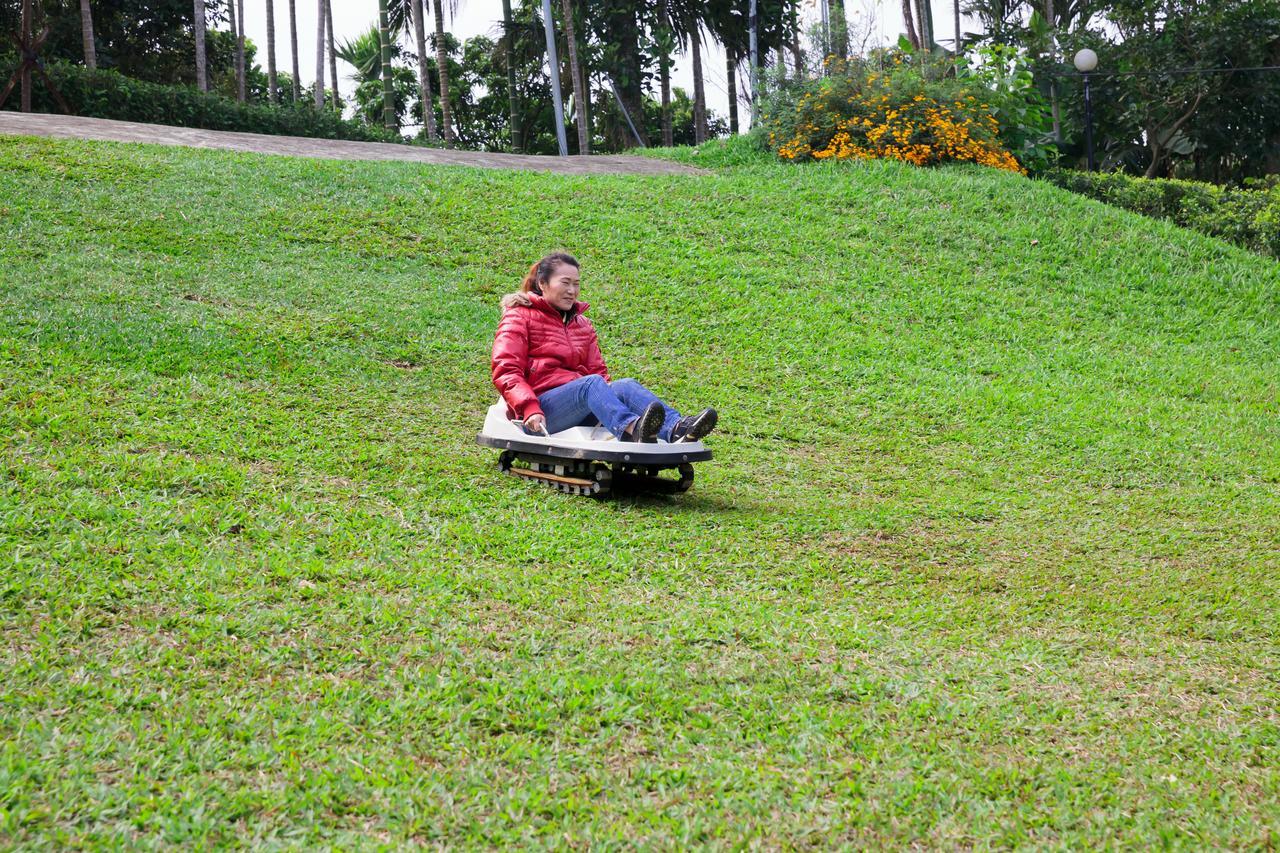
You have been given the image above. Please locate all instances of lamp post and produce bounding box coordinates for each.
[1074,48,1098,171]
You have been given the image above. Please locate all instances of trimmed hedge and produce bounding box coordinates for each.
[1043,169,1280,260]
[1,61,403,144]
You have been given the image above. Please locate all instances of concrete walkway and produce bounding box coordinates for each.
[0,112,704,177]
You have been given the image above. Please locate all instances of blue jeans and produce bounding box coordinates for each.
[533,376,681,440]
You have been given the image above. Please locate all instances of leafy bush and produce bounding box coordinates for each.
[760,49,1052,174]
[956,45,1058,174]
[1044,168,1280,259]
[2,62,403,144]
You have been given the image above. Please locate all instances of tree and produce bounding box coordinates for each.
[561,0,589,153]
[380,0,395,128]
[80,0,96,68]
[432,0,456,145]
[288,0,300,100]
[726,46,738,133]
[690,24,706,143]
[903,0,921,48]
[501,0,519,149]
[411,0,439,139]
[314,0,325,107]
[226,0,243,99]
[194,0,208,90]
[236,0,246,100]
[655,0,675,146]
[265,0,277,101]
[326,0,338,108]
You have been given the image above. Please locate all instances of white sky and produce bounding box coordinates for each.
[238,0,965,134]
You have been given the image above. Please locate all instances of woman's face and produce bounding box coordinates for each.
[540,262,581,311]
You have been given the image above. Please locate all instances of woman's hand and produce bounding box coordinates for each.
[524,413,547,434]
[500,291,532,313]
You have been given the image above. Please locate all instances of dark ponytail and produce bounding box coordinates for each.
[520,251,579,295]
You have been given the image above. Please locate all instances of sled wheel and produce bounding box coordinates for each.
[498,451,515,473]
[675,463,695,493]
[591,462,612,498]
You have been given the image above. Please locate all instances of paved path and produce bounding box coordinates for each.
[0,112,704,176]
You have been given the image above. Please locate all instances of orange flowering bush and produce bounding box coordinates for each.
[762,54,1028,174]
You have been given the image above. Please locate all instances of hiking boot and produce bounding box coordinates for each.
[624,401,665,443]
[670,407,718,443]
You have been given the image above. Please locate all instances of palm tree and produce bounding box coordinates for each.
[288,0,301,100]
[690,23,706,143]
[411,0,439,140]
[236,0,247,101]
[314,0,326,107]
[194,0,207,90]
[326,0,338,109]
[501,0,518,150]
[726,47,738,134]
[830,0,848,59]
[79,0,95,68]
[379,0,395,128]
[336,25,384,81]
[266,0,278,102]
[655,0,675,146]
[560,0,589,154]
[227,0,244,100]
[902,0,920,48]
[431,0,455,146]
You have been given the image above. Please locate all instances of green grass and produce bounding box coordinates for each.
[2,133,1278,847]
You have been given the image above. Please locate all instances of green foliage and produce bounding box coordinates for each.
[760,51,1035,172]
[1044,168,1280,258]
[0,0,232,85]
[957,44,1058,173]
[353,67,417,129]
[2,135,1279,845]
[4,63,401,143]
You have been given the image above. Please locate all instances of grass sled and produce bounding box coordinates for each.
[476,401,713,496]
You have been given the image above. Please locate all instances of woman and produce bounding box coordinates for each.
[491,252,717,443]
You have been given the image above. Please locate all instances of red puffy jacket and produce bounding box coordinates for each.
[491,294,611,420]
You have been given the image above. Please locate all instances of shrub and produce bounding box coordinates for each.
[760,51,1043,174]
[1044,169,1280,259]
[2,62,404,144]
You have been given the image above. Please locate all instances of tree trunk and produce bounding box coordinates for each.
[691,28,707,144]
[236,0,246,101]
[953,0,961,55]
[194,0,207,91]
[79,0,96,69]
[227,0,239,97]
[789,35,805,79]
[413,0,438,140]
[1041,0,1060,139]
[431,0,454,146]
[605,3,647,147]
[658,0,672,147]
[288,0,300,101]
[902,0,920,49]
[313,0,325,107]
[265,0,277,102]
[379,0,394,128]
[726,48,738,135]
[501,0,518,150]
[913,0,934,49]
[560,0,589,154]
[326,0,338,110]
[830,0,848,59]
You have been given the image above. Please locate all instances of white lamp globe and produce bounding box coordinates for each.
[1074,48,1099,73]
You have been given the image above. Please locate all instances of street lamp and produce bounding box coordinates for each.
[1074,48,1098,171]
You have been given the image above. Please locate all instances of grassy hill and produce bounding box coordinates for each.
[2,134,1277,846]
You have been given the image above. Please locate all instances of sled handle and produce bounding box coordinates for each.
[512,419,551,437]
